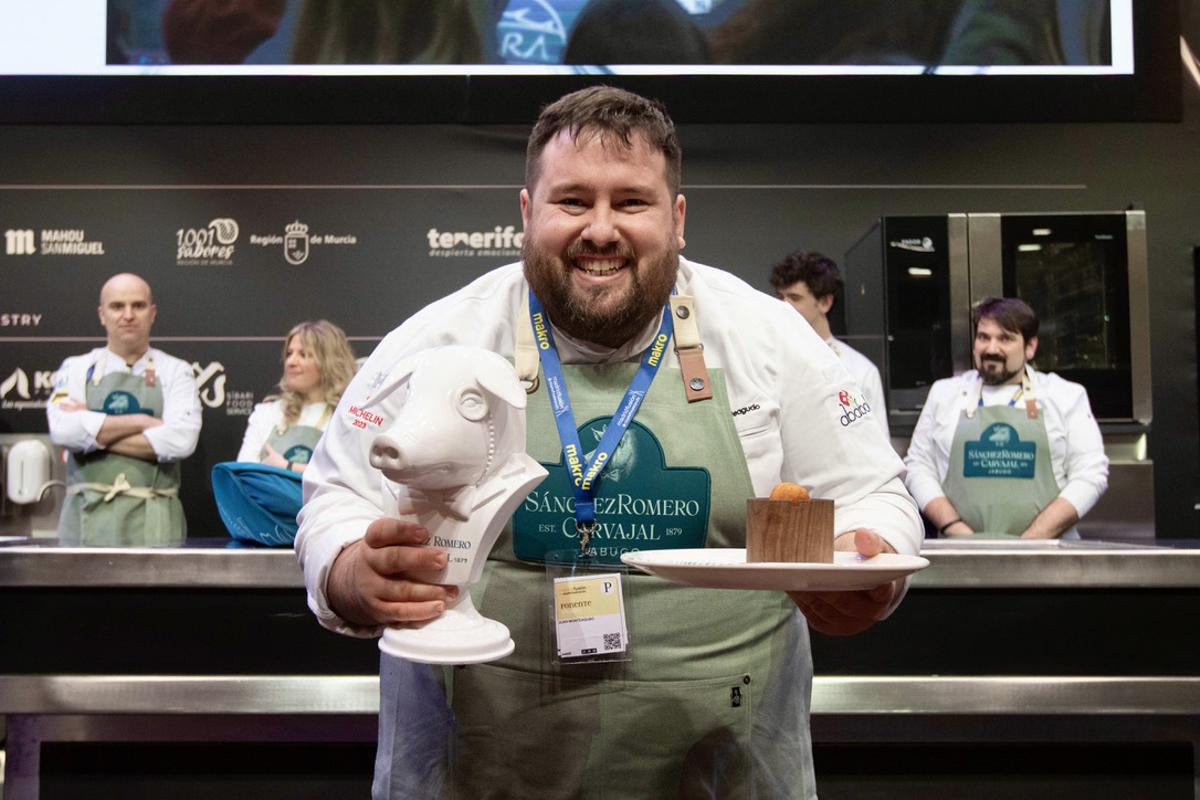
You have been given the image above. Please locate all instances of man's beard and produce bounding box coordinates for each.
[978,356,1021,386]
[523,237,678,349]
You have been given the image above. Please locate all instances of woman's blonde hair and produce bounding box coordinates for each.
[274,319,357,429]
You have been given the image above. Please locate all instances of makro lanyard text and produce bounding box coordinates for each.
[528,288,674,554]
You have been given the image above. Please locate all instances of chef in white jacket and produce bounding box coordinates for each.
[296,85,922,799]
[47,273,201,545]
[904,296,1108,539]
[769,249,889,437]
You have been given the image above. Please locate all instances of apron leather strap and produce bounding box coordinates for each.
[669,295,712,403]
[515,292,540,394]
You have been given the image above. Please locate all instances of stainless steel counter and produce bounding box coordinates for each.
[4,536,1199,796]
[2,537,1199,588]
[3,674,1200,716]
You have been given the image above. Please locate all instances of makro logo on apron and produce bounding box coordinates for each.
[426,225,522,258]
[176,218,239,266]
[513,417,711,562]
[834,388,872,427]
[963,423,1037,479]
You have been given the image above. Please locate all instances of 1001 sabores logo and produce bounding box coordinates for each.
[177,218,239,265]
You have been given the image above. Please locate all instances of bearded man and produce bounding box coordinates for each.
[296,85,921,799]
[905,296,1109,539]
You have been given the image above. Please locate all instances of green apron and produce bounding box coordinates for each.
[60,365,185,546]
[436,359,813,798]
[260,404,331,465]
[941,377,1061,538]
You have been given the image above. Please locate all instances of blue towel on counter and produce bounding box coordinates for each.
[211,462,303,547]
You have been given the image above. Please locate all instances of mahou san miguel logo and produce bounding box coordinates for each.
[836,388,872,427]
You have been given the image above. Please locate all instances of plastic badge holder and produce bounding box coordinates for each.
[544,548,635,666]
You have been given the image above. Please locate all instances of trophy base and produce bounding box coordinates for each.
[378,601,515,665]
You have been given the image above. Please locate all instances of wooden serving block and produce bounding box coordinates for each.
[745,498,835,563]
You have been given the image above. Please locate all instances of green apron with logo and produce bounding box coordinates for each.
[941,381,1060,538]
[60,369,184,546]
[437,360,813,799]
[259,404,331,465]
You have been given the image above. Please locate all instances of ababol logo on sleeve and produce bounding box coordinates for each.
[836,388,872,427]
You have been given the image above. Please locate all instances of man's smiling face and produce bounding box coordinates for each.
[520,128,686,349]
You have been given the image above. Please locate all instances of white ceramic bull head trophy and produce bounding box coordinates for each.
[361,345,548,665]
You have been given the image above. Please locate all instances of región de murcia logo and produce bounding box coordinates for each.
[249,219,357,265]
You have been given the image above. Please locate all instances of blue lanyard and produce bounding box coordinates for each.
[976,381,1025,408]
[528,288,674,553]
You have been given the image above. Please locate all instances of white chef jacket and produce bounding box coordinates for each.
[296,257,922,636]
[903,366,1109,522]
[46,346,201,462]
[827,337,889,438]
[236,399,332,462]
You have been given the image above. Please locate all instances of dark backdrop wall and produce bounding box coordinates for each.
[2,80,1197,540]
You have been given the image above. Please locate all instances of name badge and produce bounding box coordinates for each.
[553,573,628,659]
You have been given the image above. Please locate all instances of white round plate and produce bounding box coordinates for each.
[620,548,929,591]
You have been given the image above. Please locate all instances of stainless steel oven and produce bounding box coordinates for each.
[845,210,1151,427]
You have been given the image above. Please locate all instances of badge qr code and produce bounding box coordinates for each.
[553,573,628,658]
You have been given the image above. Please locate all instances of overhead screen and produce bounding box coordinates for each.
[0,1,1179,122]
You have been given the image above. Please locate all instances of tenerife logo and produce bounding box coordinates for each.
[888,237,935,254]
[427,225,523,258]
[498,0,568,64]
[177,218,239,266]
[249,219,358,265]
[0,367,56,411]
[5,228,105,256]
[836,388,872,427]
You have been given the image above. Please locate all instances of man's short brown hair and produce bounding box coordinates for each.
[972,296,1039,342]
[769,250,842,302]
[525,85,682,196]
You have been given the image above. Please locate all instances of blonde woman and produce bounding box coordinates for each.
[237,320,356,474]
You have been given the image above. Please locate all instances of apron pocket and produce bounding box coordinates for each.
[448,664,754,799]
